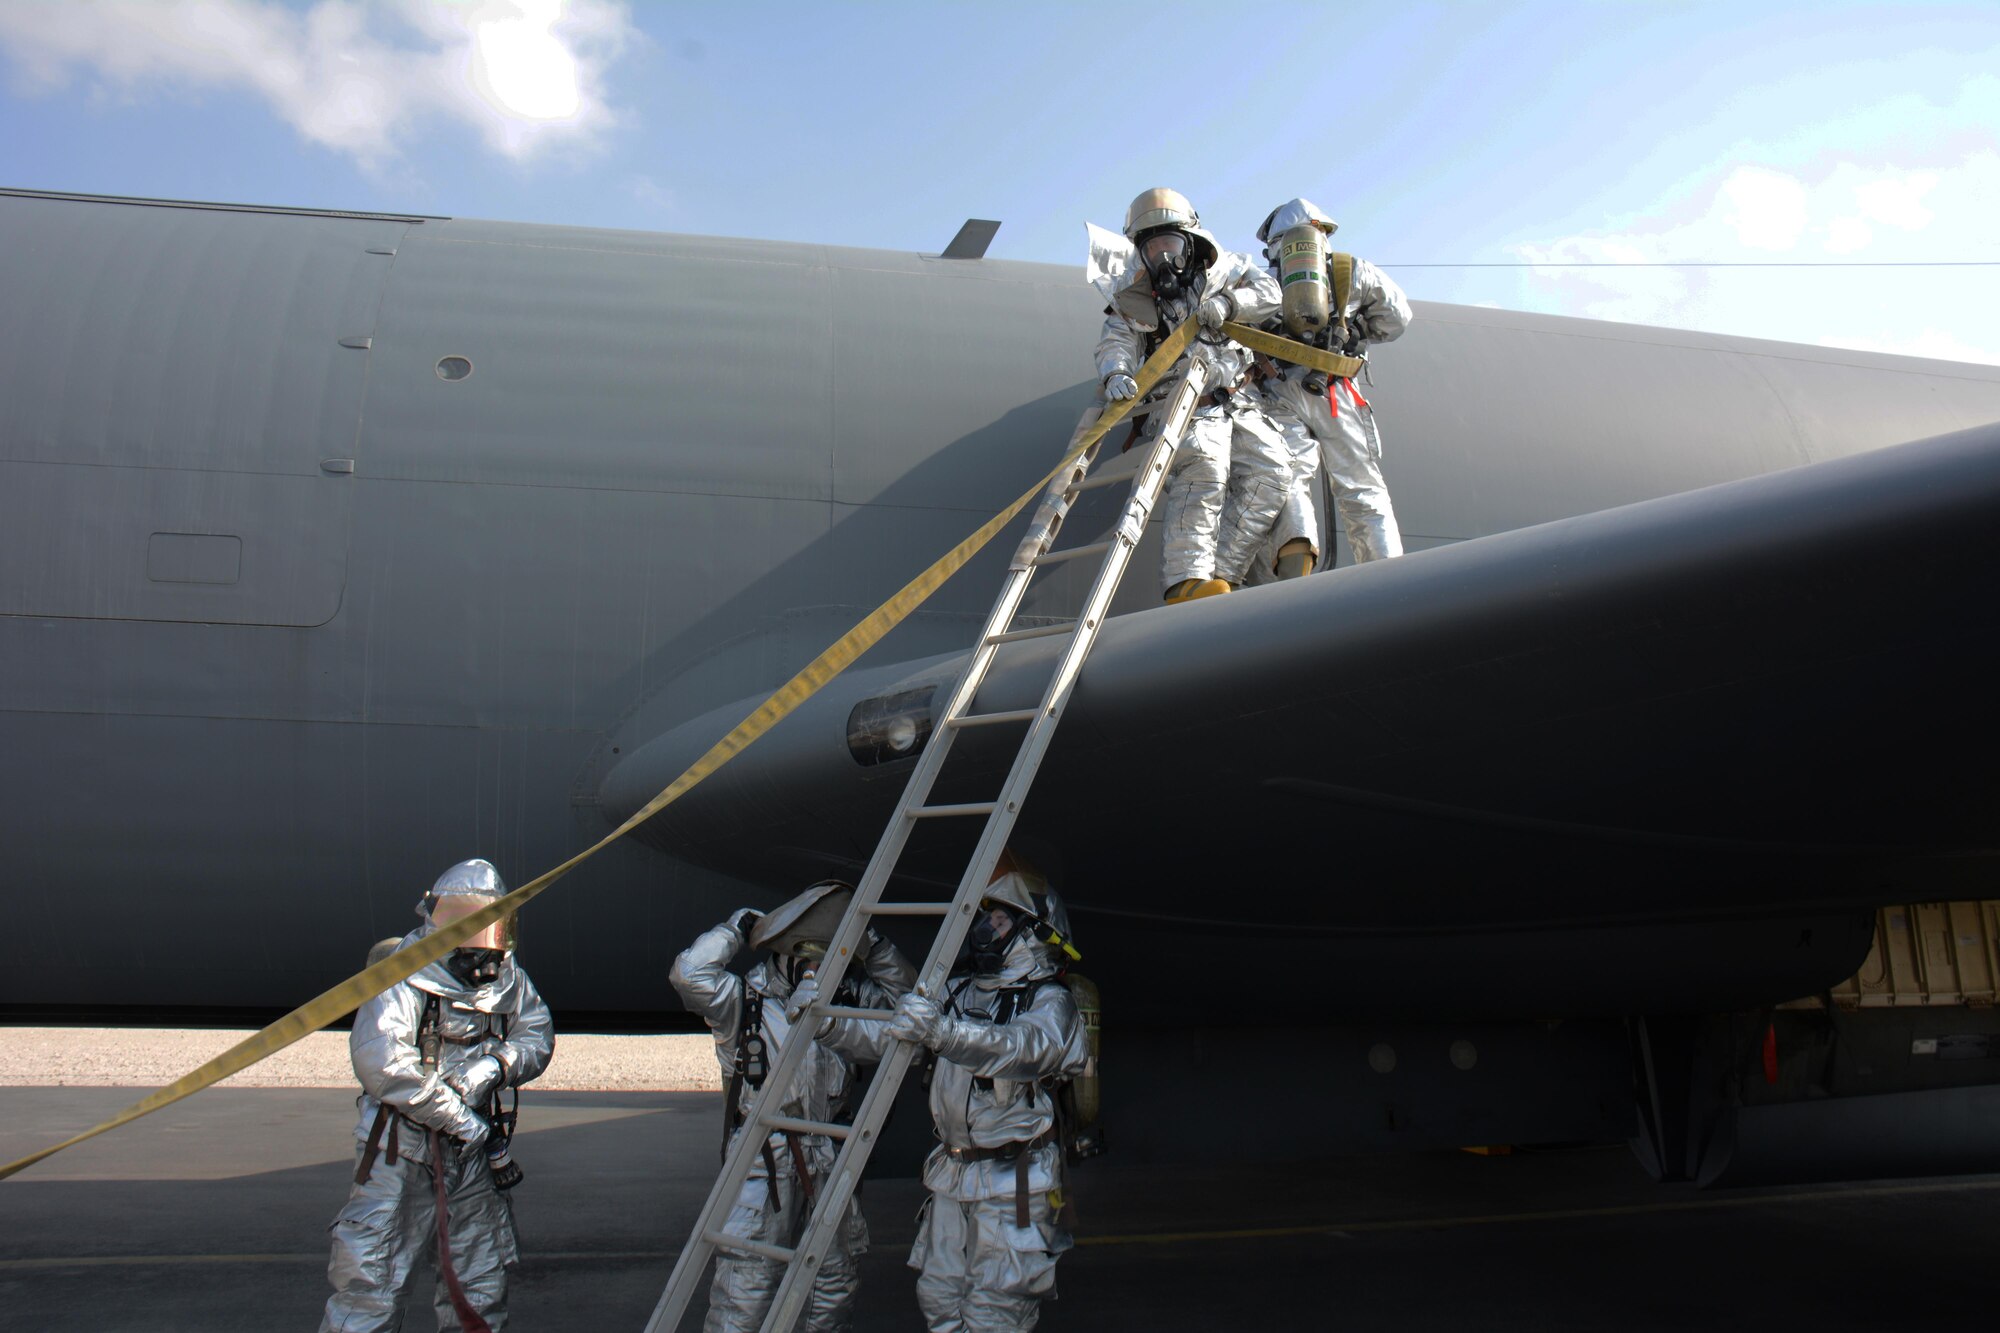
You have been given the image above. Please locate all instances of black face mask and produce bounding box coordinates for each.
[448,948,505,987]
[1140,231,1203,305]
[955,907,1019,977]
[1149,257,1183,298]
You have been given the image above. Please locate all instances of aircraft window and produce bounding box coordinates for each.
[435,355,473,382]
[847,687,936,766]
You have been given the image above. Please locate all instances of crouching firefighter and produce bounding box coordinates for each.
[671,880,917,1333]
[821,857,1092,1332]
[322,858,554,1333]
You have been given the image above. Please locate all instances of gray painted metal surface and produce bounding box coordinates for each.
[3,188,1999,1015]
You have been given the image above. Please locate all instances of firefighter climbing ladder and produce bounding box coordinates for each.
[642,335,1217,1333]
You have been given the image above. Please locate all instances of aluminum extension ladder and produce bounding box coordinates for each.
[643,346,1216,1333]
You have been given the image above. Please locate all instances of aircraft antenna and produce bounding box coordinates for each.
[940,217,1000,259]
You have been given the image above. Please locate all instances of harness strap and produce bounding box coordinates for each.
[417,993,442,1070]
[719,1071,743,1163]
[428,1128,494,1333]
[942,1126,1058,1166]
[761,1138,782,1213]
[359,992,444,1184]
[784,1132,817,1208]
[722,982,771,1154]
[939,1128,1058,1226]
[1330,252,1354,338]
[355,1105,390,1185]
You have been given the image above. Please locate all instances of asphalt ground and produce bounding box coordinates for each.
[3,1084,1997,1332]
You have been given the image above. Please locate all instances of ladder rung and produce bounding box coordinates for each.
[1031,540,1111,567]
[907,802,997,819]
[705,1230,796,1264]
[1071,469,1131,492]
[866,901,955,916]
[817,1003,894,1021]
[947,709,1038,729]
[985,621,1075,645]
[760,1114,853,1140]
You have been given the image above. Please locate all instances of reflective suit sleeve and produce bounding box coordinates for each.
[1349,257,1412,343]
[351,984,487,1141]
[815,976,902,1064]
[859,928,916,1002]
[816,930,916,1062]
[495,969,554,1087]
[670,921,746,1072]
[1220,254,1282,328]
[1095,310,1145,384]
[929,982,1088,1083]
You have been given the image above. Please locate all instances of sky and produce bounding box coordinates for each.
[1,0,1996,363]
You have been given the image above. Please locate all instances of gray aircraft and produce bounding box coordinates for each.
[3,187,1998,1187]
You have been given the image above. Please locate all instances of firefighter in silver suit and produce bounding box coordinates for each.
[823,861,1090,1332]
[670,881,916,1333]
[322,858,554,1333]
[1090,188,1291,602]
[1254,196,1413,571]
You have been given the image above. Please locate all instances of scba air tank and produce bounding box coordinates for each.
[1277,222,1331,339]
[1065,972,1105,1158]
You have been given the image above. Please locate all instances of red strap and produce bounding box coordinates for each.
[1326,378,1339,418]
[1347,378,1371,411]
[430,1129,495,1333]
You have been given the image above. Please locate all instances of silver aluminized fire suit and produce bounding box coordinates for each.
[1259,239,1413,567]
[1089,225,1292,592]
[321,931,553,1330]
[671,915,915,1333]
[824,876,1090,1332]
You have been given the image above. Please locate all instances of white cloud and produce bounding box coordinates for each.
[0,0,636,168]
[1508,141,2000,366]
[1718,167,1808,251]
[1824,216,1872,254]
[1852,168,1938,231]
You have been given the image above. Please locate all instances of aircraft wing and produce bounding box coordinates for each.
[611,421,2000,1019]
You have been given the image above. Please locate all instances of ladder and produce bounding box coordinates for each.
[644,332,1217,1333]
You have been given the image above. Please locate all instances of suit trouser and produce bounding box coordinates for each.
[1158,401,1296,592]
[705,1141,865,1333]
[1265,373,1403,564]
[322,1144,516,1332]
[910,1186,1068,1333]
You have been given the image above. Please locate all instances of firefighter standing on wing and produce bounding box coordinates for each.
[670,880,916,1333]
[1089,188,1297,603]
[322,858,553,1333]
[1251,196,1413,574]
[820,858,1091,1332]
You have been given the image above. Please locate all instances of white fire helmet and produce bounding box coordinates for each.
[1257,197,1339,246]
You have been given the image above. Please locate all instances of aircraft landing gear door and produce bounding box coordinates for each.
[0,195,415,627]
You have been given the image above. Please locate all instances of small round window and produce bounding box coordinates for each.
[436,356,473,382]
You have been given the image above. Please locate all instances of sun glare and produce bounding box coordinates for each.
[469,0,581,123]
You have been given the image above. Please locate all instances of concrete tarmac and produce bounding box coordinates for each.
[4,1085,1998,1331]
